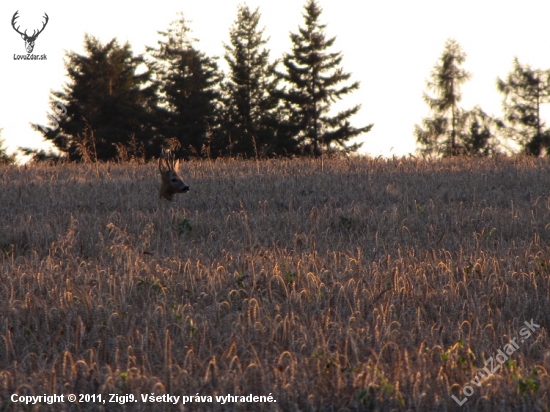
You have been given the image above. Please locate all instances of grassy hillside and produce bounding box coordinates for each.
[1,156,549,411]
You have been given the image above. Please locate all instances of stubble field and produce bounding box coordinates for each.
[1,156,550,411]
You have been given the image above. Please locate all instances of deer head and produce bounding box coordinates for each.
[12,11,49,54]
[158,151,189,201]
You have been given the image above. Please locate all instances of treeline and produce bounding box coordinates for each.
[2,3,548,164]
[19,0,371,162]
[416,39,550,157]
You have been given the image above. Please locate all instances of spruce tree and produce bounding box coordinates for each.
[461,106,501,156]
[32,35,159,161]
[497,58,550,156]
[221,5,282,157]
[148,14,222,158]
[0,131,16,165]
[415,39,471,156]
[275,0,371,156]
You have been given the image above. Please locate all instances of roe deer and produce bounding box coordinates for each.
[158,151,189,201]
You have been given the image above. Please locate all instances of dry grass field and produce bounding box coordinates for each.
[1,155,550,411]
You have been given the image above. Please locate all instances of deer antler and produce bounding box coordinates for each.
[11,11,49,40]
[11,11,25,37]
[159,150,176,171]
[32,13,49,39]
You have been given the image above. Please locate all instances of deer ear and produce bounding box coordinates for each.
[21,34,25,40]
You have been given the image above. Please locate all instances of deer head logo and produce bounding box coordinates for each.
[12,11,49,54]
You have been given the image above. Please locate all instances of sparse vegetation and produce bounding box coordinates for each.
[1,156,550,411]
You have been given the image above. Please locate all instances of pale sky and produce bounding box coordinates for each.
[2,0,550,159]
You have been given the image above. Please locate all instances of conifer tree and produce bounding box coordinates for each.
[461,106,501,156]
[148,14,222,158]
[497,58,550,156]
[275,0,371,156]
[0,131,16,165]
[32,35,159,161]
[221,5,283,157]
[415,39,471,156]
